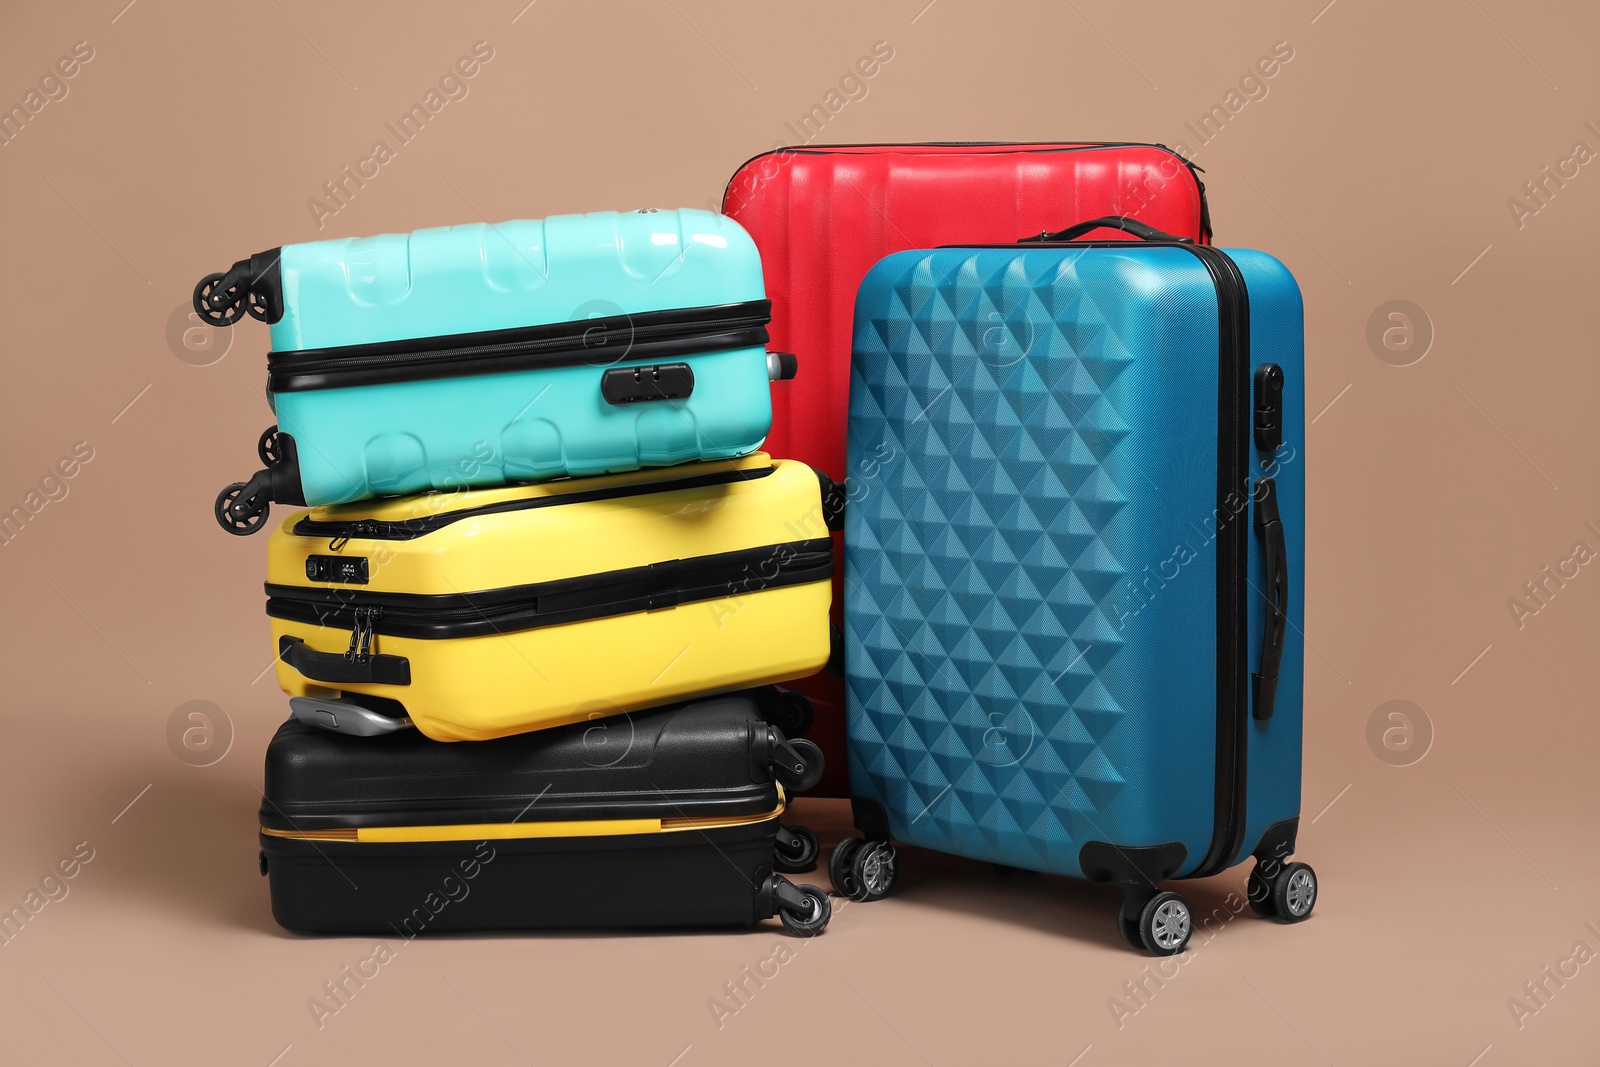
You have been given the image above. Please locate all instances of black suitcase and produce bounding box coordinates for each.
[258,693,832,935]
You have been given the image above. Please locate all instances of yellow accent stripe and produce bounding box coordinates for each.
[261,795,784,844]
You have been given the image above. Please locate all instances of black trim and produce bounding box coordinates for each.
[1078,841,1189,886]
[813,467,846,532]
[850,797,893,843]
[1252,477,1287,722]
[1250,817,1299,867]
[266,301,771,393]
[278,635,411,686]
[266,539,834,640]
[600,362,694,405]
[1019,215,1191,245]
[260,822,781,934]
[294,464,776,543]
[1185,245,1252,879]
[1254,364,1284,452]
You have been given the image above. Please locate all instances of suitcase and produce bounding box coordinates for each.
[258,693,833,935]
[264,453,835,742]
[835,217,1312,955]
[196,209,797,535]
[723,142,1212,795]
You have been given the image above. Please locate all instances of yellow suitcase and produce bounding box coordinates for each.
[264,454,833,741]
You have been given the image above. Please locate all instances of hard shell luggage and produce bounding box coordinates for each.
[835,218,1313,955]
[258,693,833,935]
[196,209,796,534]
[722,142,1211,794]
[265,453,835,742]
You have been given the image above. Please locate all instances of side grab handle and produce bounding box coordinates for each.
[1252,478,1287,721]
[278,636,412,687]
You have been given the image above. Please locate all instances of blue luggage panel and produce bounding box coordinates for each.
[843,236,1306,903]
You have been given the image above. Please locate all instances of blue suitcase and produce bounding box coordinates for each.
[195,209,795,534]
[837,217,1312,954]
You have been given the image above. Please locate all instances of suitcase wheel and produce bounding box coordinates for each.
[258,424,284,468]
[829,837,897,903]
[215,481,270,535]
[774,823,819,874]
[1268,861,1317,923]
[193,272,248,327]
[774,880,831,936]
[1247,857,1318,923]
[1119,890,1194,956]
[770,735,825,794]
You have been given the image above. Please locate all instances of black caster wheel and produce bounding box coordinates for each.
[1137,891,1193,956]
[840,840,897,903]
[777,883,831,936]
[1247,866,1277,918]
[774,824,820,874]
[829,837,863,897]
[771,736,825,794]
[246,288,274,322]
[215,482,269,535]
[1271,861,1317,923]
[1117,911,1143,949]
[258,425,283,468]
[193,273,247,327]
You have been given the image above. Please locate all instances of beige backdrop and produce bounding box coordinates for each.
[1,0,1596,1063]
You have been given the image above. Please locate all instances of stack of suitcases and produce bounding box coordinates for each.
[198,209,839,935]
[199,142,1316,954]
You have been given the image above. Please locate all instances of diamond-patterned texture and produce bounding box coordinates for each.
[845,247,1210,875]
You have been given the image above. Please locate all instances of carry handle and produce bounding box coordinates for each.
[1020,216,1192,245]
[278,636,412,687]
[1252,478,1287,721]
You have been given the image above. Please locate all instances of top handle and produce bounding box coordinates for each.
[1019,216,1192,245]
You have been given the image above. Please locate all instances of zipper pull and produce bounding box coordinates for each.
[344,606,381,662]
[329,520,378,552]
[361,606,380,659]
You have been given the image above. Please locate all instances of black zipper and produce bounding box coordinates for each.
[1183,245,1250,878]
[722,142,1211,242]
[298,463,776,546]
[266,300,771,393]
[265,539,834,639]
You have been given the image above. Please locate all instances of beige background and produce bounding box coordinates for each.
[1,0,1597,1063]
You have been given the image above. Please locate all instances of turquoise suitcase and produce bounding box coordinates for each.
[195,209,794,534]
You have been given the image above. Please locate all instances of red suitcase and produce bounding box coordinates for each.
[722,142,1212,795]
